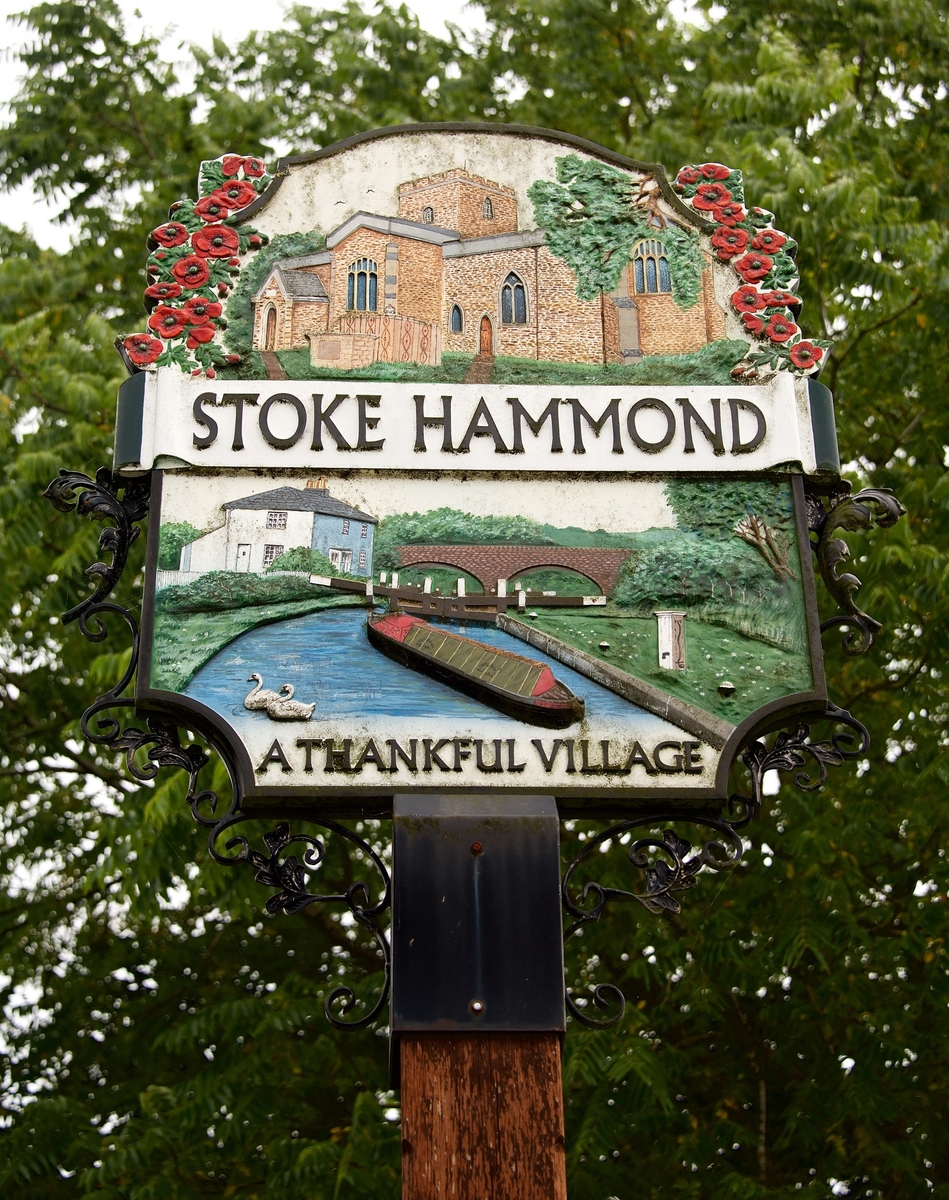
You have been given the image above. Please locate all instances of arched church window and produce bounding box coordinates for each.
[450,304,464,333]
[347,258,378,312]
[501,272,528,324]
[632,239,672,294]
[482,196,494,219]
[421,206,434,224]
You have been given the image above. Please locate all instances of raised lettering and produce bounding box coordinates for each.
[506,740,526,772]
[627,398,676,453]
[355,394,385,451]
[653,741,684,773]
[259,393,306,450]
[621,742,658,775]
[295,737,323,773]
[565,397,623,454]
[257,739,292,773]
[387,738,419,772]
[423,738,453,771]
[311,394,352,451]
[728,397,767,454]
[413,395,453,452]
[322,739,354,773]
[683,742,704,774]
[221,392,259,451]
[475,739,504,772]
[457,398,509,453]
[507,397,563,453]
[531,739,564,772]
[677,397,724,455]
[192,392,218,449]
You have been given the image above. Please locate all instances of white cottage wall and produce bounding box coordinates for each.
[223,509,314,573]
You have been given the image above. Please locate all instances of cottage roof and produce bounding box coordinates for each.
[224,486,377,523]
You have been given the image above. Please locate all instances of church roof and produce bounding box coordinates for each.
[251,266,329,303]
[224,486,376,523]
[326,211,461,248]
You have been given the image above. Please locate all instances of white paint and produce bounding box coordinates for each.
[137,372,817,476]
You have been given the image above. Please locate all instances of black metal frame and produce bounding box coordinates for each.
[43,466,900,1032]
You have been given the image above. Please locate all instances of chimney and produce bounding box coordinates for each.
[306,476,328,491]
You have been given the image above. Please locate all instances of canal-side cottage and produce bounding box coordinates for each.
[180,479,377,576]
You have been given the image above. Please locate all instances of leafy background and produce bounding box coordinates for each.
[1,1,948,1197]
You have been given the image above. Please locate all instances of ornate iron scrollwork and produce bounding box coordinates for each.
[562,704,870,1027]
[44,466,391,1029]
[807,486,906,654]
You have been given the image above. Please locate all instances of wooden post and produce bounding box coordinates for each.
[401,1033,567,1199]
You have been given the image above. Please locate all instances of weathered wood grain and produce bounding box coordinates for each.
[400,1033,567,1200]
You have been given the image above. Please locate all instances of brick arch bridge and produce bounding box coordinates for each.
[396,544,634,595]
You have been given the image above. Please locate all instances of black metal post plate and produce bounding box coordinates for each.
[391,794,565,1032]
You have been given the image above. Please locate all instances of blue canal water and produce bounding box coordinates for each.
[183,606,638,726]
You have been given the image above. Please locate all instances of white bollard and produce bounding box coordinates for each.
[457,577,466,597]
[655,610,687,670]
[497,578,507,597]
[391,572,399,588]
[423,577,432,593]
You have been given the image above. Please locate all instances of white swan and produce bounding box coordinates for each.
[244,674,282,712]
[265,684,315,721]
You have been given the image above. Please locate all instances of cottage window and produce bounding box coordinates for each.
[358,549,367,572]
[263,544,284,567]
[632,239,672,294]
[360,523,368,538]
[342,518,350,535]
[421,206,434,224]
[482,197,494,219]
[501,272,528,325]
[347,258,378,311]
[266,511,287,530]
[450,304,464,333]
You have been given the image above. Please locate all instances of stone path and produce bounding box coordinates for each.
[260,350,287,380]
[463,354,494,384]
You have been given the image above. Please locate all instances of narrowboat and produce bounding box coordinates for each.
[366,610,584,728]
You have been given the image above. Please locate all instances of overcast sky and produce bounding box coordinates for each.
[0,0,484,249]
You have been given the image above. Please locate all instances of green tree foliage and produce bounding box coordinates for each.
[225,232,328,356]
[157,522,202,571]
[373,507,553,570]
[2,1,949,1197]
[528,154,704,306]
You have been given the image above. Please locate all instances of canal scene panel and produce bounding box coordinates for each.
[138,467,822,801]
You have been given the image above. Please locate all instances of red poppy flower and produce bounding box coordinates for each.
[248,234,263,249]
[215,180,258,209]
[170,255,212,288]
[123,333,163,365]
[752,228,787,253]
[217,283,230,296]
[712,201,746,226]
[186,325,217,348]
[764,313,799,343]
[244,157,266,178]
[144,281,183,301]
[762,288,801,308]
[182,296,223,325]
[151,222,189,248]
[191,224,240,258]
[221,154,245,177]
[147,304,189,339]
[734,252,774,282]
[789,340,824,369]
[731,285,767,313]
[741,312,765,335]
[677,166,701,186]
[194,194,231,223]
[692,182,732,210]
[711,226,750,259]
[700,163,731,181]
